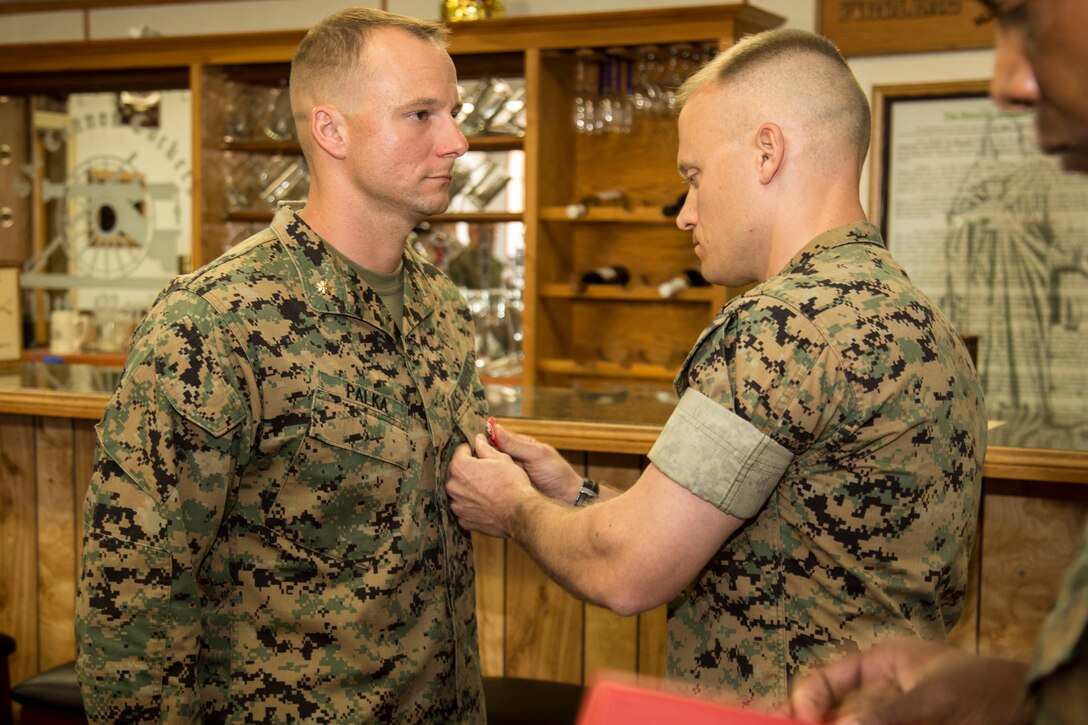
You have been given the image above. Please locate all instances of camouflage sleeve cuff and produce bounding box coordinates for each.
[648,388,793,519]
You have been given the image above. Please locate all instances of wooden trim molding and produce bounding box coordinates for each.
[0,0,265,14]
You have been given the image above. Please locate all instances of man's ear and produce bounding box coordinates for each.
[755,122,784,185]
[310,105,348,160]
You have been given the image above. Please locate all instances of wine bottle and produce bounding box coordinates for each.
[574,264,630,292]
[657,268,707,298]
[565,189,630,219]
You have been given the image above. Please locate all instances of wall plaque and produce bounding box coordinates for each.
[0,267,21,361]
[819,0,994,56]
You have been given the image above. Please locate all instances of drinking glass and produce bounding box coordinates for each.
[466,161,510,210]
[571,49,598,135]
[461,76,513,136]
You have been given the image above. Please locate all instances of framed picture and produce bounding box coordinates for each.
[870,81,1088,419]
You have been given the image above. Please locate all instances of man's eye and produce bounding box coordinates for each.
[410,110,430,121]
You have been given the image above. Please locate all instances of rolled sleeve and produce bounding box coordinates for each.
[649,388,793,519]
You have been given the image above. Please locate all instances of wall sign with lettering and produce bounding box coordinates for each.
[819,0,994,56]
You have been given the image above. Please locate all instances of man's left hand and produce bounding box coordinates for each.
[446,436,536,537]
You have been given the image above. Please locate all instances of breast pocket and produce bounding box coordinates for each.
[266,383,412,564]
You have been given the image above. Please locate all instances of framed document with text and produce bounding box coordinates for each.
[871,81,1088,419]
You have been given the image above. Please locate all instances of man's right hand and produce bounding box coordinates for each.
[489,420,584,504]
[783,639,1034,725]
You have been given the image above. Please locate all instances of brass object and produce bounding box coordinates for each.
[441,0,505,22]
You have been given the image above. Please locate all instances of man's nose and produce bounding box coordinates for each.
[989,23,1040,112]
[676,189,697,231]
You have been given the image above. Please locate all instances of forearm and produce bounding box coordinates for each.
[506,489,642,615]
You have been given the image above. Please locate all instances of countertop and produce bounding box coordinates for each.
[2,361,1086,483]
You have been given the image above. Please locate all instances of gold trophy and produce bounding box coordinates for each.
[441,0,505,22]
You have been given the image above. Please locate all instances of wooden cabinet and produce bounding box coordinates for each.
[515,7,783,389]
[0,4,783,380]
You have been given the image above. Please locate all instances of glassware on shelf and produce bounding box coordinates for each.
[572,48,598,135]
[631,45,665,116]
[663,43,696,113]
[221,152,257,211]
[603,50,634,134]
[221,80,257,142]
[465,159,511,210]
[254,84,296,142]
[460,76,513,136]
[485,85,527,136]
[259,159,309,208]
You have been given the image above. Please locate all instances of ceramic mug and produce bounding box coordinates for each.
[50,309,88,356]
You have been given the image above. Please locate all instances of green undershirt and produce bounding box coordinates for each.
[328,245,404,329]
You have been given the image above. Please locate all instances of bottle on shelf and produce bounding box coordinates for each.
[565,189,630,219]
[657,268,708,298]
[573,264,630,293]
[661,190,687,217]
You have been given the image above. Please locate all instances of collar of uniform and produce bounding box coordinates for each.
[274,206,443,336]
[273,206,394,333]
[672,220,885,396]
[780,220,885,276]
[401,242,439,337]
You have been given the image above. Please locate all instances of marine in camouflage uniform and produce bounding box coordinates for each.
[649,221,985,706]
[76,206,488,723]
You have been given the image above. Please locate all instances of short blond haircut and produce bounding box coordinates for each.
[680,29,871,166]
[290,9,449,148]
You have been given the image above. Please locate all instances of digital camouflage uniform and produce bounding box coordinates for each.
[649,221,985,708]
[1028,522,1088,723]
[76,206,488,723]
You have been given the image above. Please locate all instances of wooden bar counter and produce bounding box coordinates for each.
[2,361,1087,692]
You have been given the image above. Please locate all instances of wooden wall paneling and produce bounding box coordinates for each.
[473,532,505,677]
[582,452,643,679]
[637,605,668,678]
[34,417,77,670]
[72,420,97,573]
[503,544,585,682]
[502,450,585,682]
[0,414,38,684]
[584,603,636,682]
[977,479,1088,661]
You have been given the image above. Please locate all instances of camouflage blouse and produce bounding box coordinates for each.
[76,207,488,723]
[651,221,986,708]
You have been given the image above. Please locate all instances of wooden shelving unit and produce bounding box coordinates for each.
[0,4,783,392]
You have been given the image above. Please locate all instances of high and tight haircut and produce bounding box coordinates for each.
[678,28,872,164]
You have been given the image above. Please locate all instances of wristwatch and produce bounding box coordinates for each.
[573,477,600,507]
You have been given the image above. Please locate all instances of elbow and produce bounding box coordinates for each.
[587,563,673,617]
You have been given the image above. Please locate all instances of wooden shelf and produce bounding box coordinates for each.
[218,134,522,155]
[222,139,300,154]
[465,135,524,151]
[538,357,678,381]
[22,348,127,368]
[223,210,524,224]
[429,211,523,223]
[224,210,276,223]
[540,283,714,302]
[540,205,680,224]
